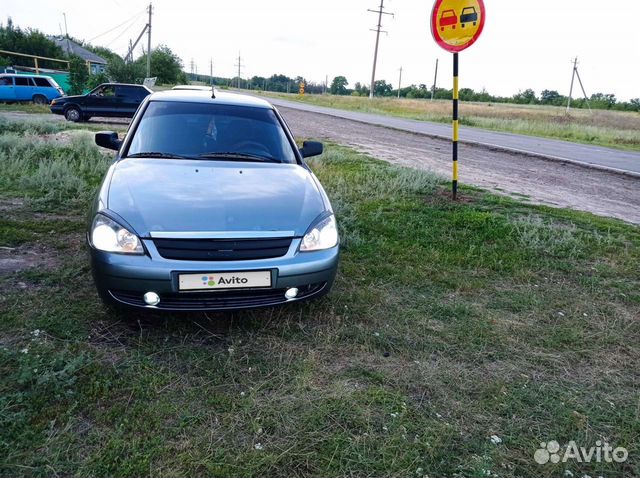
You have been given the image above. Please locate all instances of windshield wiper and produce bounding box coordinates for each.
[126,152,198,159]
[197,152,280,163]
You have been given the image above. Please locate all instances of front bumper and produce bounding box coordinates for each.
[50,104,65,115]
[90,237,339,312]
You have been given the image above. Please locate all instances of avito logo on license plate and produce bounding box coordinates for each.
[179,270,272,291]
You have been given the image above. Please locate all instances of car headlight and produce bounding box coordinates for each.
[300,214,338,252]
[91,214,143,254]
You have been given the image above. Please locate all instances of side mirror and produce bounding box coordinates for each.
[299,141,323,158]
[95,131,122,151]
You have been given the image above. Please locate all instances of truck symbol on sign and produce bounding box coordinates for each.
[460,6,478,27]
[439,9,458,31]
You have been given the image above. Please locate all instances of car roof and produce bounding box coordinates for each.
[149,90,274,109]
[0,73,54,79]
[98,82,149,88]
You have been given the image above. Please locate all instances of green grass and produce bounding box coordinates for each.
[1,120,639,477]
[257,91,640,152]
[0,103,52,114]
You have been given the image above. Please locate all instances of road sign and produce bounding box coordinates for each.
[430,0,485,200]
[431,0,485,53]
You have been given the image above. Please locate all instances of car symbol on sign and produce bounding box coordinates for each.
[460,6,478,27]
[439,9,458,31]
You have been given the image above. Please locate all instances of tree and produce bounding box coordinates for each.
[135,44,184,84]
[68,56,88,95]
[107,56,145,83]
[330,76,348,95]
[512,88,537,104]
[373,80,392,97]
[540,89,561,105]
[87,72,109,90]
[0,17,65,69]
[590,93,617,109]
[352,82,369,97]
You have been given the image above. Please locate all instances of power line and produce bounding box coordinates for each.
[104,15,144,49]
[368,0,394,99]
[87,8,146,43]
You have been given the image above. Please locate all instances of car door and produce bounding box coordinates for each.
[115,86,144,117]
[14,76,35,101]
[0,76,16,101]
[33,76,61,101]
[84,84,119,116]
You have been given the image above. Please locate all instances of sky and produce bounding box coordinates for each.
[3,0,640,101]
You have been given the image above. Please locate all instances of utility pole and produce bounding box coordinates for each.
[566,57,577,113]
[431,58,439,101]
[234,52,244,89]
[368,0,394,99]
[210,58,213,86]
[566,57,591,113]
[397,66,402,98]
[62,13,71,55]
[146,3,152,78]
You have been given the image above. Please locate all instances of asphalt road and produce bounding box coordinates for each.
[276,106,640,224]
[265,97,640,176]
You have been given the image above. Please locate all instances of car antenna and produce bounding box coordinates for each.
[211,85,216,99]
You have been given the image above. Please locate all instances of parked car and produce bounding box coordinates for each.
[90,90,339,312]
[0,73,64,104]
[50,83,153,122]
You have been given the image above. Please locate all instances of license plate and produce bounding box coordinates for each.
[178,270,272,291]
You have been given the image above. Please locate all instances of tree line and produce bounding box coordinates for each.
[1,18,638,112]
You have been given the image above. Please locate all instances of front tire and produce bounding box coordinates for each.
[32,94,47,105]
[64,106,82,122]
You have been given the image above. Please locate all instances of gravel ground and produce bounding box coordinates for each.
[279,106,640,224]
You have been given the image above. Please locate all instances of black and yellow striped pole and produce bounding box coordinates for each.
[430,0,485,201]
[452,52,459,200]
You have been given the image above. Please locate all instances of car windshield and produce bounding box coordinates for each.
[126,101,297,163]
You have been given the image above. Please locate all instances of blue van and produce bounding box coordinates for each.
[0,74,65,104]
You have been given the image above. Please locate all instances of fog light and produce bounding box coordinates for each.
[143,291,160,306]
[284,287,299,300]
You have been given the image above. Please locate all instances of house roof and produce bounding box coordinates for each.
[50,37,108,64]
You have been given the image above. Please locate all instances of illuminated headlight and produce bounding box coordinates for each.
[300,215,338,252]
[91,214,143,254]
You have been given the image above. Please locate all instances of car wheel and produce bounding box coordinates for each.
[64,106,82,122]
[32,94,47,105]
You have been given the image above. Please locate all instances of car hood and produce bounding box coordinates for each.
[55,94,84,102]
[107,158,327,238]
